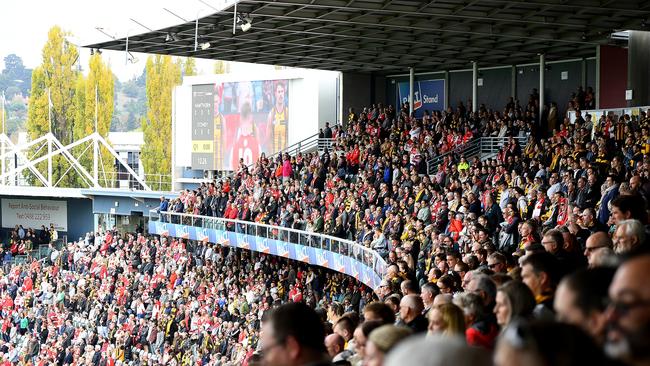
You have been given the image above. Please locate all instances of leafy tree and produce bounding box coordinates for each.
[214,60,230,74]
[73,54,115,186]
[184,57,197,77]
[141,55,181,187]
[1,54,32,96]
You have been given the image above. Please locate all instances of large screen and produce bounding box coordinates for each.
[191,79,290,171]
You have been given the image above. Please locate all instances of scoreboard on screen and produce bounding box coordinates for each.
[192,84,216,170]
[190,80,290,171]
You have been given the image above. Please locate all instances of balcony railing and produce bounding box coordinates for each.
[148,209,387,291]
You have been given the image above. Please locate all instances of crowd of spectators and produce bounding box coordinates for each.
[3,90,650,365]
[156,94,650,366]
[2,225,58,266]
[0,228,372,365]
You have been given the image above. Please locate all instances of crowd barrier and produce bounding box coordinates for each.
[148,210,388,291]
[566,105,650,125]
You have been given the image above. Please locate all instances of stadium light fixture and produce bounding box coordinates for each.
[237,13,252,32]
[200,42,211,50]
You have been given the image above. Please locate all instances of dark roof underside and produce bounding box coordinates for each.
[85,0,650,74]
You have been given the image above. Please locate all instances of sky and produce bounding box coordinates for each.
[0,0,263,81]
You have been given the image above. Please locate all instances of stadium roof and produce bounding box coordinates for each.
[85,0,650,74]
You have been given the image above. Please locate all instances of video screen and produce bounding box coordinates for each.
[192,79,289,171]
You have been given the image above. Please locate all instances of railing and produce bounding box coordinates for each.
[148,209,387,291]
[212,135,335,184]
[427,136,527,174]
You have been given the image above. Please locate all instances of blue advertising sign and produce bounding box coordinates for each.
[149,221,383,291]
[397,79,445,118]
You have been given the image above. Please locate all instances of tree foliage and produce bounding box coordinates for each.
[141,55,181,183]
[214,60,230,74]
[25,26,120,188]
[183,57,197,77]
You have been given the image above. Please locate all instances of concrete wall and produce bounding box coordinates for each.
[91,196,161,217]
[342,72,372,119]
[382,58,596,118]
[628,32,650,107]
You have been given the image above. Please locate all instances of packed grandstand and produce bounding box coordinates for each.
[3,90,650,366]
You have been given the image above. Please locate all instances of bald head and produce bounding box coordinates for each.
[585,231,613,268]
[400,294,424,323]
[325,333,345,357]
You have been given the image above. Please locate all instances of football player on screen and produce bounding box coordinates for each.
[231,81,261,170]
[268,81,288,153]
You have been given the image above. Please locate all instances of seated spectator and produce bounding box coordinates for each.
[350,321,383,366]
[494,280,536,329]
[260,302,329,366]
[453,292,499,349]
[427,303,466,338]
[521,252,562,321]
[584,232,616,268]
[605,254,650,366]
[554,267,615,345]
[397,294,428,333]
[495,321,612,366]
[363,302,396,325]
[612,219,646,254]
[364,325,413,366]
[385,335,491,366]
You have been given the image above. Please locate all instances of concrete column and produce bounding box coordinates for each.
[444,70,449,110]
[510,65,517,100]
[472,61,478,112]
[581,58,587,90]
[538,53,546,127]
[409,67,414,116]
[595,45,601,109]
[628,30,650,107]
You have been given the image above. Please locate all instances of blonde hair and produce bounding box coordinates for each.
[429,303,466,337]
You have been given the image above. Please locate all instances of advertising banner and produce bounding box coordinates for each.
[149,221,382,290]
[397,79,445,118]
[1,199,68,231]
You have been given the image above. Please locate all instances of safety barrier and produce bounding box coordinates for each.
[427,136,527,174]
[148,210,387,291]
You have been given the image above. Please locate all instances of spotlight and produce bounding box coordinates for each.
[165,32,179,42]
[200,42,211,50]
[237,13,252,32]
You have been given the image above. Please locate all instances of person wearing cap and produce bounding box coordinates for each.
[364,325,413,366]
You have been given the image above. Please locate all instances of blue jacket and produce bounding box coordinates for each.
[159,199,169,212]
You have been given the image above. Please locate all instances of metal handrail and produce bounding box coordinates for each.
[427,136,527,174]
[149,209,388,287]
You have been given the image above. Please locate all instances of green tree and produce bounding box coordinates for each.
[214,60,230,74]
[141,55,181,187]
[73,54,116,186]
[184,57,197,77]
[26,26,81,187]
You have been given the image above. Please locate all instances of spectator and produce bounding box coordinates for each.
[584,232,616,268]
[494,280,536,329]
[453,292,499,349]
[612,219,646,254]
[260,302,330,366]
[554,267,615,345]
[427,303,466,338]
[521,252,562,320]
[495,321,612,366]
[364,325,412,366]
[605,254,650,366]
[397,294,428,333]
[385,335,491,366]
